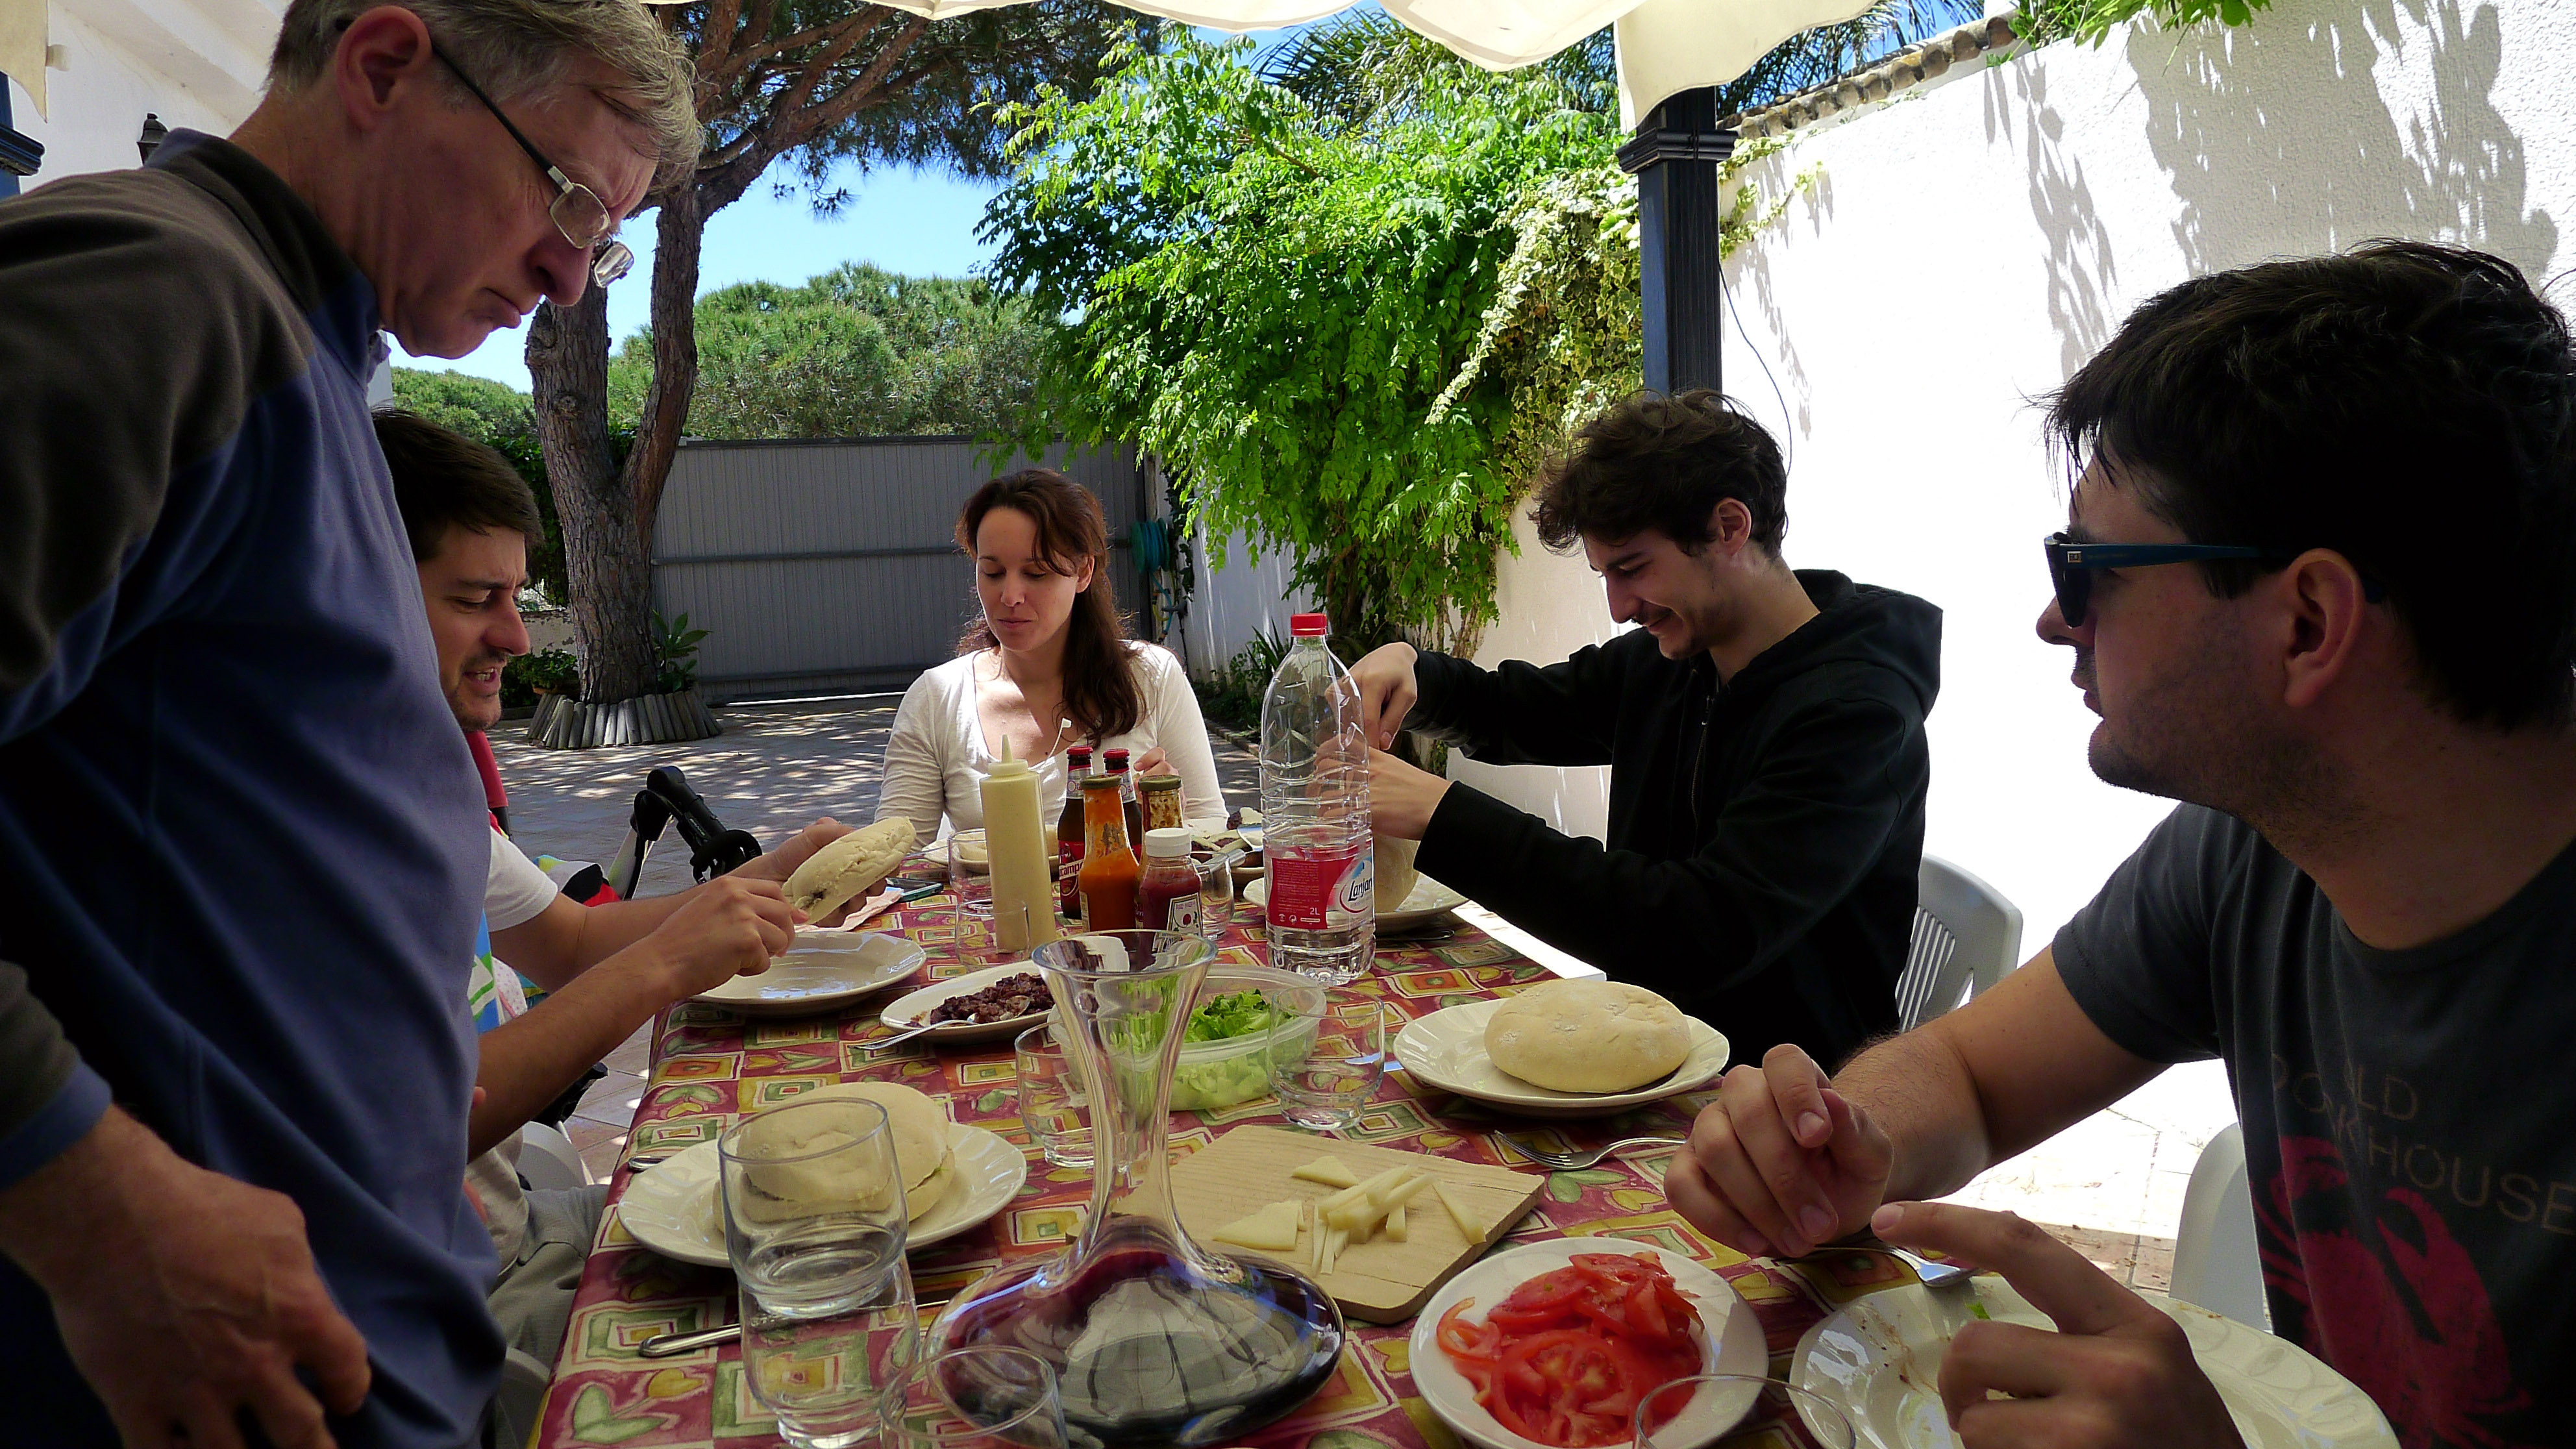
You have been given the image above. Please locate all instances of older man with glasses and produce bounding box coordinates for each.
[0,1,694,1445]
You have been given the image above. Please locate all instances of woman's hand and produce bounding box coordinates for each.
[1131,746,1171,777]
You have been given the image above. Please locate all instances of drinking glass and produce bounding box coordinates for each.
[1193,852,1233,933]
[1633,1375,1855,1449]
[1263,987,1386,1132]
[948,830,992,919]
[1013,1022,1093,1169]
[721,1097,923,1448]
[876,1346,1070,1449]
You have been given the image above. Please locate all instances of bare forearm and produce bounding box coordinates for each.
[469,951,675,1158]
[1831,1024,1998,1204]
[565,889,695,970]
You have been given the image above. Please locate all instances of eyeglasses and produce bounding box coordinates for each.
[2042,533,2284,626]
[431,42,635,286]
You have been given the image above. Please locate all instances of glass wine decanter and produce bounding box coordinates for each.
[927,931,1344,1449]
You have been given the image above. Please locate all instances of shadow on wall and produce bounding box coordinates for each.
[1726,148,1824,445]
[2133,0,2555,278]
[1984,61,2121,378]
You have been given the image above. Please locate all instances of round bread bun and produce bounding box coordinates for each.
[1483,978,1692,1095]
[785,818,915,921]
[734,1080,952,1221]
[799,1082,953,1219]
[1374,834,1420,913]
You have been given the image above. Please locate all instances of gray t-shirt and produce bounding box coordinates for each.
[2058,804,2571,1449]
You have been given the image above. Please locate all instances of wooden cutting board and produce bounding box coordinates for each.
[1168,1125,1546,1324]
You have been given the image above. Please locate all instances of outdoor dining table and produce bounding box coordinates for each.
[528,895,1914,1448]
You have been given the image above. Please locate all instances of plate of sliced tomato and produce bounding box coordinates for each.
[1407,1238,1766,1449]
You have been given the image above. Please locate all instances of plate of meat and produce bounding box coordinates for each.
[876,964,1058,1046]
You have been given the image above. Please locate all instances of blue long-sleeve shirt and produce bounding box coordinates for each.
[0,130,498,1445]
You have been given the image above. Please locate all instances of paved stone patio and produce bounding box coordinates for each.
[492,696,2229,1291]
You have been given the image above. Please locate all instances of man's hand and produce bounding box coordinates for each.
[0,1108,370,1448]
[1368,750,1454,840]
[736,818,863,923]
[1872,1202,2242,1448]
[1663,1043,1893,1258]
[737,817,850,885]
[637,874,799,997]
[1350,643,1420,750]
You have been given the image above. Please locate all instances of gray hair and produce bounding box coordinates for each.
[267,0,700,190]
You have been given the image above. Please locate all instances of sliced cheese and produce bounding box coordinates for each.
[1290,1155,1360,1189]
[1385,1203,1408,1242]
[1211,1199,1304,1252]
[1326,1170,1432,1233]
[1434,1180,1485,1241]
[1318,1167,1407,1217]
[1321,1226,1348,1275]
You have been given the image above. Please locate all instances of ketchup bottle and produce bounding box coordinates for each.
[1139,828,1203,934]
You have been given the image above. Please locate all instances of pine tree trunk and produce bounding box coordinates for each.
[527,284,660,703]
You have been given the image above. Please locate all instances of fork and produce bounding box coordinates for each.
[1500,1134,1686,1170]
[1790,1240,1972,1288]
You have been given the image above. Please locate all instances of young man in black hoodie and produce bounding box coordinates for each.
[1361,391,1942,1069]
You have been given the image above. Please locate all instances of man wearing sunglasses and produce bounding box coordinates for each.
[1666,240,2576,1446]
[0,1,693,1444]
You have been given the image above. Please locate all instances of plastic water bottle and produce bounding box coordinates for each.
[1259,612,1374,983]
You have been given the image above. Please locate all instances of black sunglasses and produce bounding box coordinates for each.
[2043,534,2283,626]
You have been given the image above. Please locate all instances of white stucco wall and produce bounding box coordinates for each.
[12,0,271,188]
[1709,0,2575,953]
[1177,523,1309,683]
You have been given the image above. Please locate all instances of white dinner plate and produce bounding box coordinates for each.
[1791,1278,2397,1449]
[618,1121,1028,1268]
[876,962,1054,1046]
[1408,1237,1766,1449]
[1393,997,1731,1119]
[1243,873,1469,932]
[691,930,926,1017]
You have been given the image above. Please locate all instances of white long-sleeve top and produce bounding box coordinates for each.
[874,643,1229,843]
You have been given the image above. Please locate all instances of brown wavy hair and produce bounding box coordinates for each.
[956,469,1145,741]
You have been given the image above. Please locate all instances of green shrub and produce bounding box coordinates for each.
[653,612,711,695]
[502,647,580,706]
[1193,628,1291,734]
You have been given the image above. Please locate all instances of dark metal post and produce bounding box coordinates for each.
[0,79,44,198]
[1617,88,1735,395]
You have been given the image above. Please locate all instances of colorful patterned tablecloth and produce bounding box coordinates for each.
[532,902,1907,1448]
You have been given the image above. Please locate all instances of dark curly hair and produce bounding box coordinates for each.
[1531,391,1789,558]
[2050,239,2576,730]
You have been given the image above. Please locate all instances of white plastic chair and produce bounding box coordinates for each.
[2170,1122,2270,1329]
[1894,855,2027,1030]
[518,1121,593,1192]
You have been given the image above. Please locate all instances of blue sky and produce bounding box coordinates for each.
[404,23,1318,395]
[402,160,1011,392]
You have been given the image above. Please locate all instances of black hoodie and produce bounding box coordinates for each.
[1410,571,1941,1069]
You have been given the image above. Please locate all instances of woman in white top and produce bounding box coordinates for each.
[876,467,1228,843]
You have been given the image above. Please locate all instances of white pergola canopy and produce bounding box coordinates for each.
[860,0,1879,127]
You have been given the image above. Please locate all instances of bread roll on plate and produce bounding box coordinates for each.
[730,1080,954,1223]
[1483,978,1692,1095]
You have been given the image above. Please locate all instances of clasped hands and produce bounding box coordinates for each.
[1668,1044,2243,1449]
